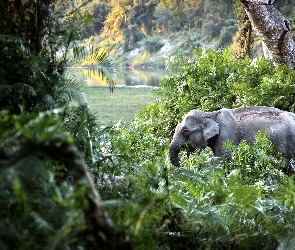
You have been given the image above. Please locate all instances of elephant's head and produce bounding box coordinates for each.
[169,110,220,166]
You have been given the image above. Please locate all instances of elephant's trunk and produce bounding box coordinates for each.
[169,141,183,167]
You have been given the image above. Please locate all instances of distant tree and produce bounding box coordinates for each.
[276,0,295,21]
[202,14,226,40]
[128,0,160,35]
[103,0,159,36]
[215,25,238,48]
[102,0,132,36]
[122,25,144,51]
[154,5,173,32]
[207,0,235,17]
[93,3,111,34]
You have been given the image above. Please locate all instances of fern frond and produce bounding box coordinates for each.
[56,75,85,104]
[0,83,37,112]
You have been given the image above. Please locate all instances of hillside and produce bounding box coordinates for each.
[83,30,221,67]
[75,0,295,67]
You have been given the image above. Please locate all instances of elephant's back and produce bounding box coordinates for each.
[231,106,287,143]
[232,106,283,118]
[233,106,286,128]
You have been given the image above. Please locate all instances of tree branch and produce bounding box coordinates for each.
[240,0,295,68]
[241,0,277,4]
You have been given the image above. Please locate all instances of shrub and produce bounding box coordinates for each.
[110,113,295,249]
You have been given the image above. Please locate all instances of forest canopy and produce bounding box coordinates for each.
[72,0,295,66]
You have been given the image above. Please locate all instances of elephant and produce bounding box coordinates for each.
[169,106,295,170]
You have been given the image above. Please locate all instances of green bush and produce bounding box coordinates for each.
[154,47,295,137]
[109,112,295,249]
[102,48,295,248]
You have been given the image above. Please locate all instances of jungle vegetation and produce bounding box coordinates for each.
[1,0,295,249]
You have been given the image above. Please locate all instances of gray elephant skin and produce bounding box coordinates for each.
[169,106,295,169]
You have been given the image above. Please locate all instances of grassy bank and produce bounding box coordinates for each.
[82,86,158,125]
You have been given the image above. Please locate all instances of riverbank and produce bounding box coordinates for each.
[82,86,158,125]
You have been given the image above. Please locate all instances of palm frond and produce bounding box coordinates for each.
[12,83,37,98]
[0,35,29,55]
[56,75,86,104]
[70,45,116,90]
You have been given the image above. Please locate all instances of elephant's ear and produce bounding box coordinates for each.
[202,117,219,141]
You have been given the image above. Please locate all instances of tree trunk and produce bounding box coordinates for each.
[240,0,295,69]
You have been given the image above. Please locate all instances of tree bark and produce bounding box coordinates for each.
[240,0,295,69]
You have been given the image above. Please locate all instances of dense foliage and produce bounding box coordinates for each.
[2,0,295,249]
[99,0,295,38]
[103,48,295,248]
[0,0,128,249]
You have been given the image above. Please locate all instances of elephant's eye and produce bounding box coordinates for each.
[182,128,189,134]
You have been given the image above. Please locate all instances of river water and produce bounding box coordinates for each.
[67,67,169,87]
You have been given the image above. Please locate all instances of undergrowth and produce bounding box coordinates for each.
[2,44,295,249]
[102,48,295,249]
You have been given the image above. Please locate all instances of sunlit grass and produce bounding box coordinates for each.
[82,86,158,125]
